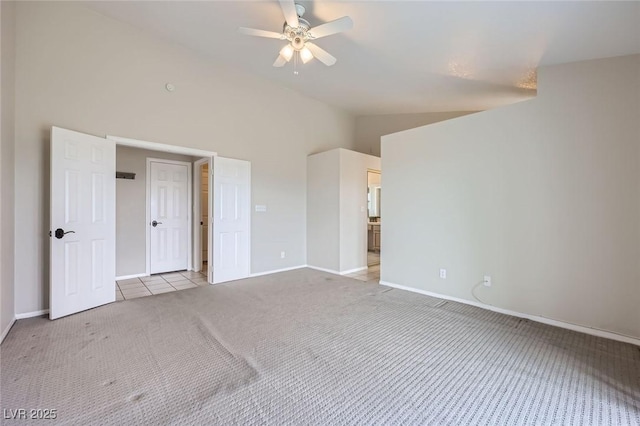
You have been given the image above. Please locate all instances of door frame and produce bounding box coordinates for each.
[146,158,193,275]
[192,157,212,274]
[106,135,216,283]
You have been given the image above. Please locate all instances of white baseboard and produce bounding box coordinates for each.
[306,265,341,275]
[115,273,148,281]
[249,265,307,278]
[15,309,49,320]
[379,281,640,347]
[307,265,369,276]
[0,317,16,344]
[340,266,368,275]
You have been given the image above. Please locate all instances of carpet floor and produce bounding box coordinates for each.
[1,268,639,425]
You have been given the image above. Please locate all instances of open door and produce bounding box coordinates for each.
[212,156,250,284]
[50,127,116,319]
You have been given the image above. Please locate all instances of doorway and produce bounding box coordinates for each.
[49,127,253,318]
[193,158,210,274]
[344,168,381,283]
[200,163,209,271]
[367,169,381,267]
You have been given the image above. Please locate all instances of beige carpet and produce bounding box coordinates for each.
[1,268,639,425]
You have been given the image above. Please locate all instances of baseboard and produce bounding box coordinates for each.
[115,273,148,281]
[0,317,16,344]
[15,309,49,320]
[306,265,341,275]
[306,265,370,276]
[379,281,640,347]
[340,266,368,275]
[249,265,307,278]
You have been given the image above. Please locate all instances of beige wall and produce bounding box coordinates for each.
[355,111,476,157]
[382,55,640,339]
[1,0,16,338]
[13,2,355,315]
[307,148,380,273]
[307,149,341,272]
[115,146,198,277]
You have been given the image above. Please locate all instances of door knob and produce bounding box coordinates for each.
[53,228,75,239]
[151,220,163,227]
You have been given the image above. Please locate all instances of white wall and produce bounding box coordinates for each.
[355,111,476,157]
[339,149,381,272]
[307,149,341,272]
[13,2,355,315]
[307,148,380,273]
[382,55,640,339]
[1,0,16,340]
[115,146,198,277]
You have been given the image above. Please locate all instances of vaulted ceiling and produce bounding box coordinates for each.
[85,1,640,115]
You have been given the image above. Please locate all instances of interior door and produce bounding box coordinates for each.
[213,157,251,283]
[149,160,190,274]
[50,127,116,319]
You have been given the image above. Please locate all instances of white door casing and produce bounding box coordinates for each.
[213,157,251,283]
[148,160,191,274]
[50,127,116,319]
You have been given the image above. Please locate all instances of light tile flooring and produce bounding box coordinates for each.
[116,270,209,301]
[367,251,380,266]
[344,263,380,282]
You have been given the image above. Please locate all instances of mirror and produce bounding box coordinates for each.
[367,170,381,219]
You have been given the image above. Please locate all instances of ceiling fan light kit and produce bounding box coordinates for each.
[300,47,313,64]
[238,0,353,73]
[280,44,294,62]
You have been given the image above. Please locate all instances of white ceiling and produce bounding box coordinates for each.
[85,1,640,115]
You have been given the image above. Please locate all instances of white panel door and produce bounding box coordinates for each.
[213,157,251,284]
[50,127,116,319]
[149,161,190,274]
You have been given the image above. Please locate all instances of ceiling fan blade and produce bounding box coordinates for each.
[279,0,299,28]
[273,54,287,67]
[309,16,353,39]
[306,43,337,66]
[238,27,284,39]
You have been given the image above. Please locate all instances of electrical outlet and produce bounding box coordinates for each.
[483,276,492,287]
[439,269,447,279]
[280,251,286,259]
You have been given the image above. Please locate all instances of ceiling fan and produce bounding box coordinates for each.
[238,0,353,70]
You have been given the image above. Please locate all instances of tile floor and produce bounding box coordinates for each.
[367,251,380,266]
[344,263,380,282]
[116,270,209,301]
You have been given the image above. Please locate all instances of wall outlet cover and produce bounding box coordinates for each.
[484,276,492,287]
[439,269,447,279]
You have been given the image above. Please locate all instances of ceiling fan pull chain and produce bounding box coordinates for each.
[294,51,299,76]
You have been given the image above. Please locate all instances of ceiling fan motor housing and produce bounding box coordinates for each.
[284,18,311,50]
